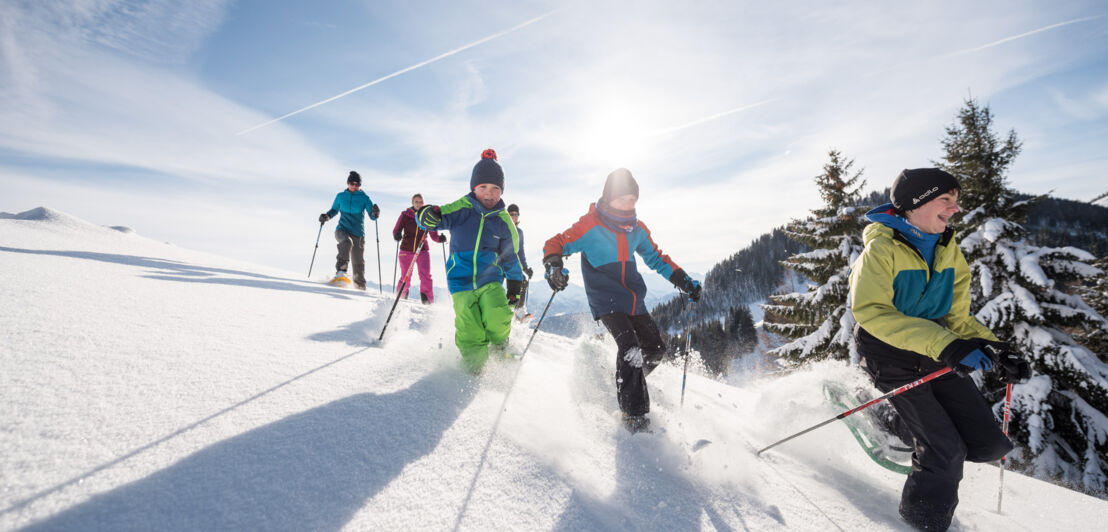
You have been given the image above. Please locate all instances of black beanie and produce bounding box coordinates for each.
[347,171,361,185]
[601,168,639,204]
[890,168,959,213]
[470,158,504,191]
[507,203,519,214]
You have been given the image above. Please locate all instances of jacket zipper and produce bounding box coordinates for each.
[472,213,486,290]
[617,232,638,314]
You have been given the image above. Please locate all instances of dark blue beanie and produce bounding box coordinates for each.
[470,158,504,191]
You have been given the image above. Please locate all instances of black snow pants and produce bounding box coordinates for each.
[861,353,1013,531]
[599,312,667,416]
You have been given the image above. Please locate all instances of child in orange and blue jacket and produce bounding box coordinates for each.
[542,168,701,432]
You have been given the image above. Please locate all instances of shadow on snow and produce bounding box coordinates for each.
[22,370,476,532]
[0,247,357,300]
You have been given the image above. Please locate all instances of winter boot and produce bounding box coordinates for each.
[329,270,351,287]
[421,292,430,305]
[622,413,651,434]
[489,340,519,360]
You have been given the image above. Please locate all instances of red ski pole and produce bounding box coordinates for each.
[378,238,426,342]
[997,382,1012,513]
[757,367,951,456]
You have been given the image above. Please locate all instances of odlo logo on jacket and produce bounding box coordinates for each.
[912,186,941,205]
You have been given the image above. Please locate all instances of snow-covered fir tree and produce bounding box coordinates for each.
[763,149,867,362]
[1075,256,1108,361]
[940,98,1108,495]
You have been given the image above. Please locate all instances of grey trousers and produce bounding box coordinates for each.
[335,229,366,288]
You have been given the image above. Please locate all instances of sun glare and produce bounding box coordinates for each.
[573,100,653,166]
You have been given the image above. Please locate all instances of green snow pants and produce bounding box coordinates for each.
[452,282,514,373]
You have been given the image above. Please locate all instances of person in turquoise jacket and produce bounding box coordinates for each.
[415,151,525,374]
[319,171,380,290]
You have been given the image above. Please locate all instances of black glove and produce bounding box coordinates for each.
[319,213,330,223]
[939,339,993,377]
[668,268,702,302]
[994,349,1032,384]
[370,204,380,220]
[393,231,402,241]
[437,234,447,243]
[506,279,524,305]
[523,266,534,280]
[544,255,568,292]
[417,205,442,229]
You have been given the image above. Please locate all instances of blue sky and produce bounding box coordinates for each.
[2,1,1107,278]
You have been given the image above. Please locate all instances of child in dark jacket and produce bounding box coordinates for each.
[542,168,701,432]
[415,152,526,374]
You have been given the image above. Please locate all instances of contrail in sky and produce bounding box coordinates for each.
[648,98,778,137]
[947,15,1103,56]
[237,9,561,135]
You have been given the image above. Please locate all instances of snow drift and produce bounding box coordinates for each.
[1,207,1105,531]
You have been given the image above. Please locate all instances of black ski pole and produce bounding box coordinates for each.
[378,238,427,341]
[441,241,448,274]
[757,367,952,456]
[307,221,324,278]
[374,219,383,293]
[680,299,696,407]
[520,269,566,358]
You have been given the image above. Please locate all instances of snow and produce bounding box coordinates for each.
[3,208,1108,531]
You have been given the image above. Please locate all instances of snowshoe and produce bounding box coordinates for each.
[823,382,912,474]
[328,272,352,287]
[622,414,652,434]
[514,309,533,323]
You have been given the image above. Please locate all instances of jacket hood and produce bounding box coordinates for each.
[864,203,955,248]
[865,203,931,240]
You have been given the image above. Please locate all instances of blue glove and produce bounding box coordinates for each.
[940,339,994,376]
[955,349,993,375]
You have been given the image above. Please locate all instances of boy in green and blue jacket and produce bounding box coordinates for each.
[416,151,526,373]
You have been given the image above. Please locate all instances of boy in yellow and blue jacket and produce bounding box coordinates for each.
[849,168,1030,531]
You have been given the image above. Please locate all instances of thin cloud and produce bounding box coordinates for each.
[947,15,1103,56]
[236,8,562,136]
[647,98,779,137]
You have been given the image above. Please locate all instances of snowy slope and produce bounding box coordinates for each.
[2,208,1106,531]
